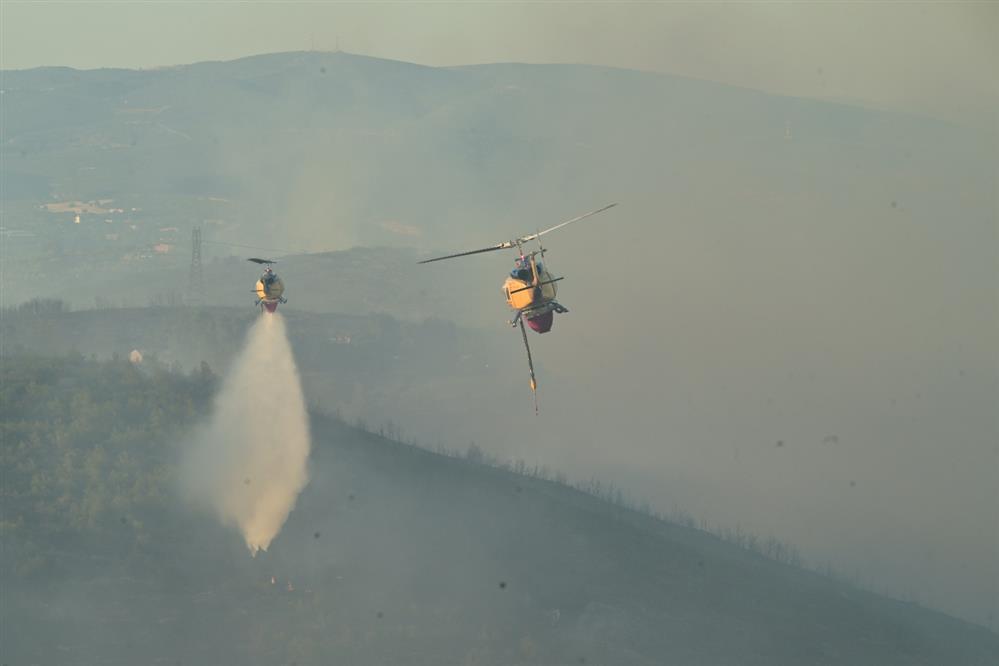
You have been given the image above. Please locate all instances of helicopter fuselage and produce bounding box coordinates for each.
[254,272,286,313]
[503,265,562,333]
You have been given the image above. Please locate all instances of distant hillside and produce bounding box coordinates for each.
[3,245,492,324]
[2,354,997,665]
[3,51,990,257]
[0,304,521,438]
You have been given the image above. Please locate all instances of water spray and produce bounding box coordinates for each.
[182,313,311,555]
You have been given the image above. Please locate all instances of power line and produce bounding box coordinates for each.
[200,239,306,255]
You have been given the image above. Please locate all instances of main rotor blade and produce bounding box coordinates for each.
[418,203,616,265]
[518,203,617,244]
[508,277,564,295]
[417,242,513,264]
[247,257,277,264]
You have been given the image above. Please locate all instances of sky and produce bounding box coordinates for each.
[1,1,997,132]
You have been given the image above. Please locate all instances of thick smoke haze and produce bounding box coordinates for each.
[182,313,311,554]
[2,50,993,627]
[1,0,995,635]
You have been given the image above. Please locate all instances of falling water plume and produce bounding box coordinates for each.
[182,313,311,555]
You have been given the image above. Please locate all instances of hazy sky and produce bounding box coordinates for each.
[2,1,996,131]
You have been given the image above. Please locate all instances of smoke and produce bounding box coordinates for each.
[182,313,311,555]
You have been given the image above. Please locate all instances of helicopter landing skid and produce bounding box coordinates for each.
[511,301,569,326]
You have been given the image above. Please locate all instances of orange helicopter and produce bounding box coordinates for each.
[419,203,617,412]
[248,258,286,313]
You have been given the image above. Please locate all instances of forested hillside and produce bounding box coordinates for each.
[2,354,997,665]
[0,303,520,444]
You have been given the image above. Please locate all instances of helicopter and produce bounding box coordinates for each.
[418,203,617,411]
[248,258,287,313]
